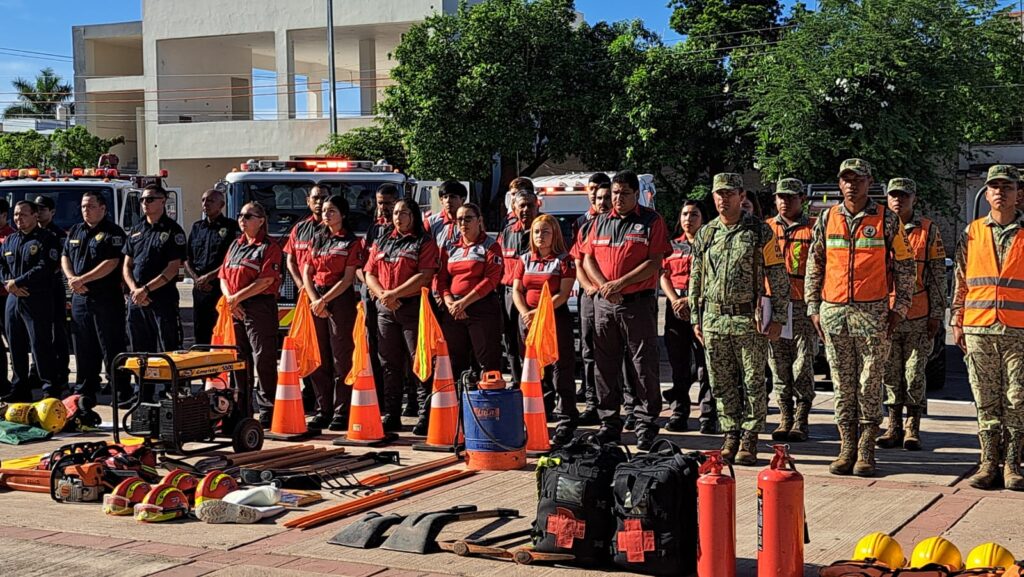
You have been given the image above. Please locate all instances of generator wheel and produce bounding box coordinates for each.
[231,418,264,453]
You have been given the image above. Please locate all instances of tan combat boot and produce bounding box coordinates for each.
[876,405,904,449]
[772,400,794,442]
[788,400,811,442]
[968,429,1003,490]
[854,424,879,477]
[721,432,741,464]
[903,407,922,451]
[829,423,858,475]
[1004,431,1024,492]
[734,431,759,466]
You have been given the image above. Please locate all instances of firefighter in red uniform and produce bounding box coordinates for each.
[660,200,717,434]
[364,198,439,434]
[512,214,577,447]
[302,195,364,432]
[581,170,671,450]
[572,173,610,425]
[498,180,539,385]
[219,202,282,428]
[436,202,504,380]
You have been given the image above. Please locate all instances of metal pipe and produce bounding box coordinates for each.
[327,0,338,135]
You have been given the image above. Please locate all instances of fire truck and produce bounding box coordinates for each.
[221,158,415,328]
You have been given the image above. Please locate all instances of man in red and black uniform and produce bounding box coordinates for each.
[581,170,671,450]
[571,174,608,423]
[424,180,465,251]
[358,184,398,407]
[498,182,539,384]
[284,184,329,413]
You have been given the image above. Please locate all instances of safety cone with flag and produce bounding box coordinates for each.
[412,287,463,452]
[266,336,315,441]
[333,302,396,447]
[522,282,559,455]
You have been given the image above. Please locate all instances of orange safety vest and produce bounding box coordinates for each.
[766,217,815,302]
[822,205,889,304]
[890,219,933,320]
[964,218,1024,328]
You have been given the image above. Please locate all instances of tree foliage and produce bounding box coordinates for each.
[0,127,124,172]
[3,67,74,119]
[317,124,408,171]
[734,0,1024,212]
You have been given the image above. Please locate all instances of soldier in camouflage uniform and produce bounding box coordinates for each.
[878,178,947,452]
[766,178,817,443]
[691,173,790,466]
[951,165,1024,491]
[805,159,916,477]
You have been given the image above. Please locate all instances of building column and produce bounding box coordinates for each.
[306,76,323,119]
[358,38,376,116]
[275,30,295,120]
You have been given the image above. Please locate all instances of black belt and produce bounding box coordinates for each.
[704,302,754,315]
[620,290,655,303]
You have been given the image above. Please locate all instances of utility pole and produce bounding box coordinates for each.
[327,0,338,136]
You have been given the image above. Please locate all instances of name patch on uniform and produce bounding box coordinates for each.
[69,239,81,245]
[862,225,877,238]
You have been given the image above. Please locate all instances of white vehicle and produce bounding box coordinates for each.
[0,167,182,233]
[222,158,415,327]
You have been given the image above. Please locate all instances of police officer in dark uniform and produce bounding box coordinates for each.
[34,195,70,387]
[62,191,129,404]
[122,184,186,360]
[0,201,62,401]
[0,199,14,399]
[186,188,240,345]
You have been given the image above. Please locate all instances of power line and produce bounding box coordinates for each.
[0,46,73,59]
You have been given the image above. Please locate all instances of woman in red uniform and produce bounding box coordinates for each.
[660,200,716,433]
[219,201,282,428]
[364,198,439,433]
[302,195,363,431]
[436,203,504,381]
[511,214,577,447]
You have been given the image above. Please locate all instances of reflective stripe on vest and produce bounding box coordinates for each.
[822,205,889,304]
[891,220,931,320]
[766,218,814,302]
[964,218,1024,328]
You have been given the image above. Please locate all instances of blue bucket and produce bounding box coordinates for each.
[462,387,525,453]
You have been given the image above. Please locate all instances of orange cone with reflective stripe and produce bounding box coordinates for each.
[334,302,392,446]
[268,336,309,438]
[422,339,462,447]
[522,282,558,454]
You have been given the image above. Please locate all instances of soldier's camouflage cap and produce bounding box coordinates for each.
[775,178,805,196]
[886,178,916,195]
[986,164,1020,185]
[712,173,744,193]
[837,158,872,178]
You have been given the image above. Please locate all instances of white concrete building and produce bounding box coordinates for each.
[73,0,471,224]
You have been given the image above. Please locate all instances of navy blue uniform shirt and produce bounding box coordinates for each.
[1,226,61,296]
[122,214,187,303]
[187,214,240,276]
[64,219,127,295]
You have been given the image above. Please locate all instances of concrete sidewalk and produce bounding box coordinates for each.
[0,388,1020,577]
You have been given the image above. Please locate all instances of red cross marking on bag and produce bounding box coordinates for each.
[616,519,656,563]
[545,507,586,549]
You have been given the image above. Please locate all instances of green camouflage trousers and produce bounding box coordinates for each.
[884,328,933,409]
[768,319,818,404]
[704,331,769,433]
[824,332,890,426]
[965,334,1024,433]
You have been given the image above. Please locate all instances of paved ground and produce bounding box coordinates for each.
[0,287,1017,576]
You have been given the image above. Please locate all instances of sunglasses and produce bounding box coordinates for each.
[456,216,478,223]
[141,196,165,203]
[238,213,262,220]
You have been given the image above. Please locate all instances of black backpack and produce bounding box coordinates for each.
[531,433,629,565]
[611,440,702,576]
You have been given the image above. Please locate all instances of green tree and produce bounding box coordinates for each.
[0,130,52,168]
[2,67,74,119]
[49,126,124,172]
[734,0,1024,212]
[317,124,408,172]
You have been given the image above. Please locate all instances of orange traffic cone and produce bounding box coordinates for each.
[413,339,463,452]
[266,336,316,441]
[521,343,551,455]
[334,302,396,447]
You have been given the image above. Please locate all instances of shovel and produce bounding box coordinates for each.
[380,506,520,554]
[328,505,476,549]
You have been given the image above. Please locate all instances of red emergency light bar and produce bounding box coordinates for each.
[541,185,581,194]
[237,158,390,173]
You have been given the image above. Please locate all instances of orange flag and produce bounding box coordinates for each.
[287,291,322,378]
[212,296,236,347]
[525,282,559,370]
[345,301,368,386]
[414,286,445,382]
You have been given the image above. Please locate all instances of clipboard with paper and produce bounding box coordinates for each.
[760,296,793,339]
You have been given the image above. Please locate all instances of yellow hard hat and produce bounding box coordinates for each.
[910,536,963,570]
[852,532,906,569]
[31,398,68,433]
[4,402,34,425]
[965,542,1016,570]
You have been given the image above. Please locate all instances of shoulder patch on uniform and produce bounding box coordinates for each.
[49,248,58,260]
[175,233,186,245]
[112,236,123,247]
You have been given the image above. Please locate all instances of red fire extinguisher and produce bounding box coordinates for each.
[698,450,735,577]
[757,444,805,577]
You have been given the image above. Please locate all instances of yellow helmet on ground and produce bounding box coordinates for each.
[853,532,906,568]
[965,542,1016,570]
[31,398,68,433]
[4,403,34,425]
[910,536,963,570]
